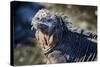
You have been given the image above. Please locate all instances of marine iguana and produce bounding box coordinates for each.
[31,9,97,64]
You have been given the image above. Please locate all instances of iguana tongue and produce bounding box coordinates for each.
[44,33,54,46]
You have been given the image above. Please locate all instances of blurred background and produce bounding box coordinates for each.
[11,1,97,66]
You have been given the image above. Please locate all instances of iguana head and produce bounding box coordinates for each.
[31,9,69,50]
[31,9,68,35]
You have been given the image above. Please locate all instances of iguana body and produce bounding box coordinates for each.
[31,9,97,64]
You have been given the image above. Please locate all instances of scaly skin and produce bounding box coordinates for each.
[31,9,97,64]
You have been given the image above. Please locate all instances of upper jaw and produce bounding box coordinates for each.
[38,24,54,36]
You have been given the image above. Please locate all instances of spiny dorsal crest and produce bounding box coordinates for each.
[31,9,97,42]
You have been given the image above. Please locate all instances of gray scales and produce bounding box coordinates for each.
[31,9,97,64]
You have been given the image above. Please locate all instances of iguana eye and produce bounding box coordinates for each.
[36,17,40,20]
